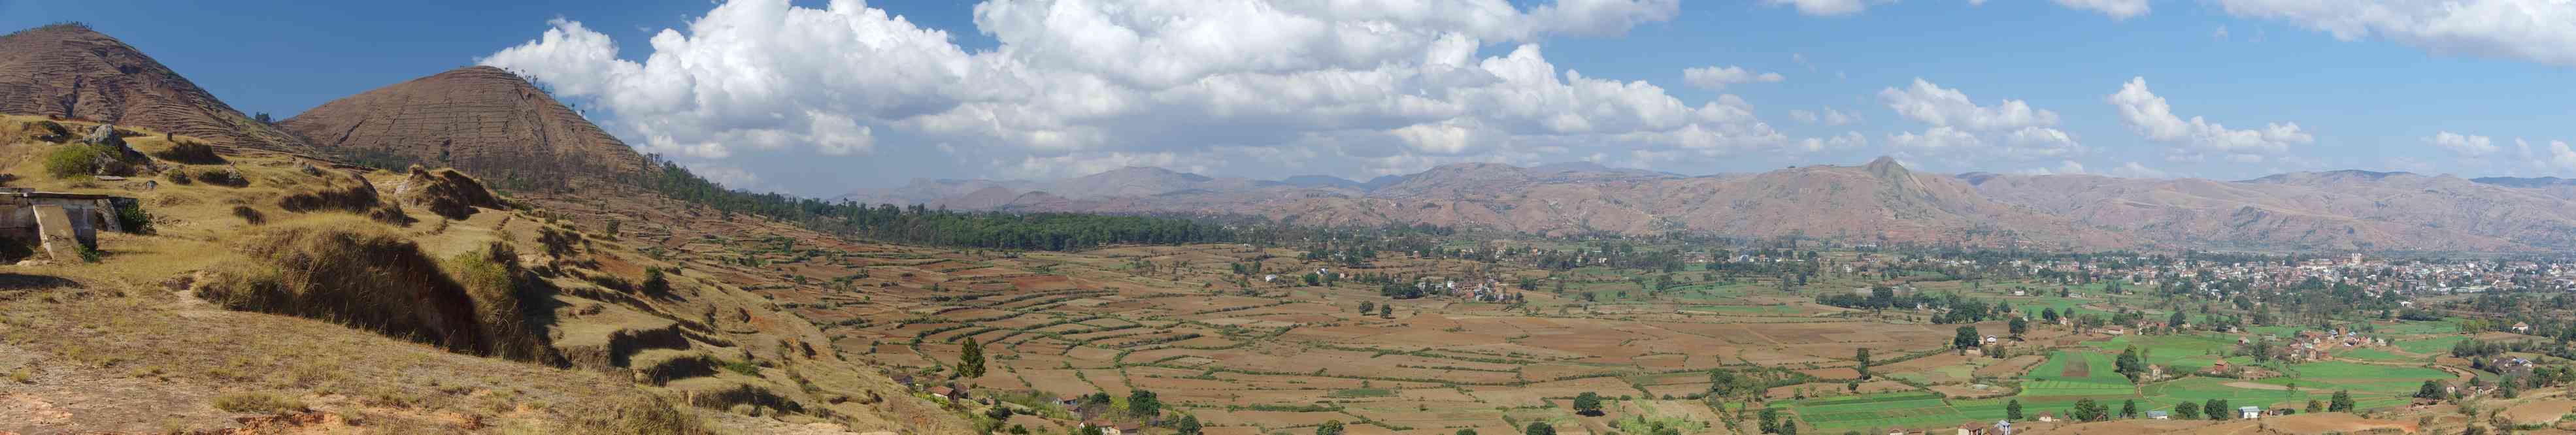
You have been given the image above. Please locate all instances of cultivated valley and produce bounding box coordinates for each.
[4,8,2576,435]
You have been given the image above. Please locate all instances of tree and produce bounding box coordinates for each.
[1524,422,1556,435]
[1759,408,1781,433]
[1129,389,1162,418]
[2115,347,2146,381]
[1573,392,1605,416]
[2305,400,2323,413]
[1954,326,1982,350]
[1176,415,1204,435]
[1455,430,1477,435]
[1318,420,1345,435]
[2416,380,2447,400]
[2041,308,2060,323]
[958,338,986,378]
[1378,304,1394,318]
[2073,398,2109,421]
[2009,316,2030,338]
[1854,348,1873,379]
[2005,400,2023,421]
[2330,389,2356,411]
[1360,301,1375,314]
[1777,421,1798,435]
[2204,399,2230,421]
[1709,369,1756,398]
[2174,402,2200,419]
[2121,400,2138,419]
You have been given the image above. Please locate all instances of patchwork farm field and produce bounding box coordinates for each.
[719,239,2513,434]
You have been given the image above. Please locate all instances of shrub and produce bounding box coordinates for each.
[640,267,674,297]
[210,391,307,414]
[42,144,106,178]
[722,359,761,376]
[114,201,151,234]
[165,169,193,185]
[154,141,224,164]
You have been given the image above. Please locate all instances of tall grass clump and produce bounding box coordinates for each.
[194,218,554,363]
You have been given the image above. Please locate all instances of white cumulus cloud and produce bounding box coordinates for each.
[2427,131,2498,157]
[1881,78,2059,131]
[2216,0,2576,67]
[2106,76,2313,163]
[479,0,1836,185]
[1880,78,2080,160]
[1763,0,1883,16]
[2052,0,2151,20]
[1681,65,1785,90]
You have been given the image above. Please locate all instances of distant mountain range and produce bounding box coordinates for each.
[845,158,2576,253]
[11,22,2569,254]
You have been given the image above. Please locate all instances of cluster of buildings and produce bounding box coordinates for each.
[1975,253,2576,297]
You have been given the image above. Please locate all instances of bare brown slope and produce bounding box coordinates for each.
[1967,170,2576,251]
[280,65,650,193]
[960,157,2130,250]
[0,24,311,153]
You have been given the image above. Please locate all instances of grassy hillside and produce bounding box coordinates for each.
[0,116,977,433]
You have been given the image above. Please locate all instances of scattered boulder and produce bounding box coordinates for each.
[82,123,122,147]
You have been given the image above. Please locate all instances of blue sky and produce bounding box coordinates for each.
[7,1,2572,196]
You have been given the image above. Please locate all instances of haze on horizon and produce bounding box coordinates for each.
[8,0,2574,196]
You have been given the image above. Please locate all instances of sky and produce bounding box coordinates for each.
[6,0,2574,197]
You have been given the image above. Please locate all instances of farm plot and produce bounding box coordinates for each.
[2018,351,2135,399]
[2277,361,2453,395]
[2139,377,2318,411]
[1786,392,1966,431]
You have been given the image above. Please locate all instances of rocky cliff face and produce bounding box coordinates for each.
[279,65,650,193]
[0,24,311,153]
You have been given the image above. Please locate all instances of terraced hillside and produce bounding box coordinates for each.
[280,66,652,193]
[0,24,311,153]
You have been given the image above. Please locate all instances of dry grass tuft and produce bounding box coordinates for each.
[402,166,504,220]
[232,205,265,225]
[196,168,248,187]
[278,174,413,226]
[566,395,714,434]
[210,391,308,414]
[153,140,224,164]
[193,218,550,362]
[443,240,562,363]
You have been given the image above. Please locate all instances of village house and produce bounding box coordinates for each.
[2512,322,2532,333]
[2237,406,2263,419]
